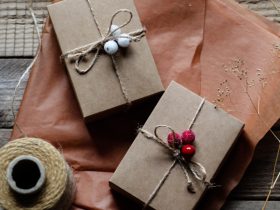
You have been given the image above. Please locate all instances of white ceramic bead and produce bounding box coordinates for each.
[117,34,131,48]
[110,25,121,37]
[104,40,119,55]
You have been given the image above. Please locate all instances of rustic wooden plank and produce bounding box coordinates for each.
[0,58,32,79]
[0,0,279,57]
[0,128,11,147]
[236,0,280,23]
[0,58,30,128]
[0,0,49,56]
[230,131,280,199]
[222,200,280,209]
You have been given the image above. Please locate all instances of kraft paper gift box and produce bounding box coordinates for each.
[110,81,244,210]
[48,0,163,121]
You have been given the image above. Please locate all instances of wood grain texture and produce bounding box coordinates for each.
[222,200,280,209]
[0,59,30,128]
[230,131,280,199]
[237,0,280,22]
[0,129,11,147]
[0,0,49,56]
[0,0,279,57]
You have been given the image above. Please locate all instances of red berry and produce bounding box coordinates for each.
[181,130,195,145]
[181,144,196,159]
[167,132,182,148]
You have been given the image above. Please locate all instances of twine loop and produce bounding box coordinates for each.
[61,9,146,74]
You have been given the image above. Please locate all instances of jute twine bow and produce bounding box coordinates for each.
[140,126,208,192]
[139,98,218,209]
[62,0,146,104]
[62,9,146,73]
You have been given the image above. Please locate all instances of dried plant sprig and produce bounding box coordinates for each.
[272,42,280,58]
[213,80,231,107]
[257,68,268,88]
[273,43,280,51]
[221,58,278,134]
[222,57,256,94]
[222,57,248,80]
[219,56,280,210]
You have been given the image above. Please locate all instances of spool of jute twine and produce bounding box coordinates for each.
[0,138,75,210]
[1,2,75,210]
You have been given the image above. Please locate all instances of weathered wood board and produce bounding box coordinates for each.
[0,0,279,57]
[0,0,49,56]
[0,59,30,128]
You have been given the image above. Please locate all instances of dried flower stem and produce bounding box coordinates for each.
[221,58,280,209]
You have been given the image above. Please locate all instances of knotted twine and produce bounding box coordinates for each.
[0,138,75,210]
[61,0,146,104]
[139,98,216,209]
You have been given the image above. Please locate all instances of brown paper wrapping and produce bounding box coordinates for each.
[47,0,163,121]
[110,81,244,209]
[11,0,280,209]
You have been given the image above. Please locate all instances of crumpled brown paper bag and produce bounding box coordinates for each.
[11,0,280,209]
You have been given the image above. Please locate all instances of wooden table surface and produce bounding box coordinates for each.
[1,0,280,209]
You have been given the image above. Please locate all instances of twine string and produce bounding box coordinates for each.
[61,1,146,104]
[111,55,131,105]
[142,159,178,209]
[86,0,102,37]
[189,161,207,181]
[153,125,177,151]
[11,0,41,137]
[139,98,209,209]
[177,158,195,192]
[188,98,205,130]
[107,9,133,36]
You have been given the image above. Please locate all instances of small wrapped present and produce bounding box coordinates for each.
[48,0,163,121]
[110,81,244,210]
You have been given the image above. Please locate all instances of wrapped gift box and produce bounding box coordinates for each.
[110,81,244,210]
[48,0,163,121]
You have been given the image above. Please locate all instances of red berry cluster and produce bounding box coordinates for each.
[167,130,196,160]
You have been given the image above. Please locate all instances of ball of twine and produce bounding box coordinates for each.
[0,137,75,210]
